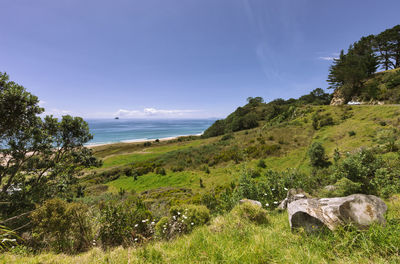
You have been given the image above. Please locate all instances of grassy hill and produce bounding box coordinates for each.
[83,105,400,195]
[332,68,400,104]
[4,104,400,263]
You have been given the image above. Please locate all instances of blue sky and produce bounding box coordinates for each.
[1,0,399,119]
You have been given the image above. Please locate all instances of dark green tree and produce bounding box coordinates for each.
[0,72,101,216]
[328,37,378,101]
[308,142,329,167]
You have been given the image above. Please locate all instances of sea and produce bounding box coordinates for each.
[85,119,216,146]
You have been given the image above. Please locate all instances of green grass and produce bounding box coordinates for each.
[107,171,200,193]
[100,140,208,168]
[99,105,400,193]
[4,196,400,263]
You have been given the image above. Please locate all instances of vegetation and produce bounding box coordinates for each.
[203,88,331,137]
[328,24,400,103]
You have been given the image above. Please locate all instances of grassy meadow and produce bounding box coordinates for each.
[4,104,400,263]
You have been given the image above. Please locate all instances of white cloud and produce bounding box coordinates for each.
[44,108,73,117]
[318,56,337,61]
[115,108,199,118]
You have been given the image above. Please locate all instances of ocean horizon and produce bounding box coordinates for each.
[85,118,216,146]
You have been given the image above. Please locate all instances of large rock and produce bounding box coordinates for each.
[330,89,346,105]
[288,194,387,232]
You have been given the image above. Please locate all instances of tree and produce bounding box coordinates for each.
[308,142,328,167]
[0,72,101,216]
[328,37,378,101]
[373,25,400,70]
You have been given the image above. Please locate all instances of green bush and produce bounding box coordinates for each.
[372,168,400,198]
[30,198,92,253]
[159,204,210,240]
[231,202,268,225]
[348,130,356,137]
[99,198,153,247]
[154,217,169,239]
[155,167,166,175]
[308,142,329,167]
[220,133,234,141]
[320,178,362,197]
[0,225,19,251]
[333,149,384,194]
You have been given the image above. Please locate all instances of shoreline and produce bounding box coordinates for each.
[86,133,202,149]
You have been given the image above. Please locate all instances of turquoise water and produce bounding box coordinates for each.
[86,119,216,145]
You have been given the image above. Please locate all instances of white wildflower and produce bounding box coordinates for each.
[265,203,269,207]
[274,201,278,204]
[191,222,194,225]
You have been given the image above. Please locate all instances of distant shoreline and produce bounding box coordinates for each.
[86,133,202,149]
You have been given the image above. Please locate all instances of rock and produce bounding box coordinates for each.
[277,188,311,210]
[277,198,288,210]
[239,199,262,207]
[330,89,346,105]
[288,194,387,232]
[324,185,337,192]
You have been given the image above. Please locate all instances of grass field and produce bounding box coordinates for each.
[95,105,400,195]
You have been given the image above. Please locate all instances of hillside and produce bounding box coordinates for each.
[331,68,400,105]
[3,104,400,263]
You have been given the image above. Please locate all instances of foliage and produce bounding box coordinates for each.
[257,159,266,168]
[312,112,334,130]
[0,72,101,218]
[30,198,92,253]
[230,202,268,225]
[328,25,400,102]
[376,128,398,152]
[333,149,385,194]
[0,225,19,251]
[157,204,210,240]
[308,142,329,167]
[98,198,153,247]
[320,178,362,197]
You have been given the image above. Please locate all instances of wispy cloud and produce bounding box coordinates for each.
[318,56,337,61]
[44,108,73,117]
[115,108,199,118]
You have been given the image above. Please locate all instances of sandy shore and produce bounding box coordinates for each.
[86,134,202,149]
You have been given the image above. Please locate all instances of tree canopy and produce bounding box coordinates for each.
[327,24,400,102]
[0,72,101,217]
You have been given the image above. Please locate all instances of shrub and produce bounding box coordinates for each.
[159,204,210,240]
[98,198,153,247]
[231,202,268,225]
[155,167,166,175]
[372,168,400,198]
[312,112,334,130]
[348,130,356,137]
[257,159,266,168]
[30,198,92,253]
[308,142,329,167]
[154,217,169,239]
[220,133,234,141]
[0,225,19,251]
[320,178,362,197]
[143,142,151,147]
[377,128,398,152]
[333,149,385,194]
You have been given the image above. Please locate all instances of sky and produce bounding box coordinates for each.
[1,0,400,119]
